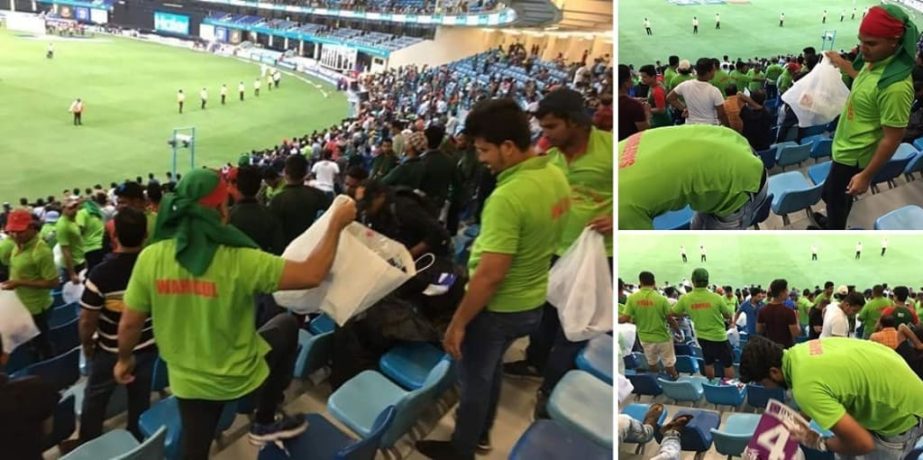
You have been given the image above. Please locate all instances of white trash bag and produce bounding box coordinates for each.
[62,279,84,305]
[781,55,851,128]
[273,195,417,326]
[0,290,40,354]
[547,228,613,342]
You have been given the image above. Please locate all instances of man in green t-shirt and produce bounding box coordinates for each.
[741,337,923,457]
[813,6,917,229]
[858,285,892,338]
[672,268,734,379]
[75,193,106,270]
[504,89,613,394]
[729,62,751,92]
[794,289,814,332]
[56,197,86,285]
[620,271,681,379]
[115,169,357,458]
[723,285,740,311]
[764,60,784,99]
[663,55,680,91]
[416,99,570,460]
[747,63,766,93]
[2,210,59,359]
[619,124,767,230]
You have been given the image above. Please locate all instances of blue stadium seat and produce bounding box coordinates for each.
[655,408,721,453]
[799,134,828,146]
[702,382,745,411]
[293,329,333,379]
[257,408,395,460]
[673,343,693,356]
[61,426,166,460]
[904,152,923,181]
[139,396,237,460]
[328,360,451,448]
[378,342,446,390]
[308,313,336,335]
[768,171,824,225]
[875,205,923,230]
[658,376,706,405]
[749,192,775,229]
[4,344,37,374]
[509,420,612,460]
[745,383,785,411]
[810,138,833,162]
[711,413,761,457]
[757,148,777,170]
[674,355,699,375]
[576,334,612,384]
[49,302,79,329]
[622,353,639,370]
[808,161,832,185]
[800,124,828,138]
[775,143,812,170]
[871,145,916,193]
[653,206,693,230]
[17,347,80,391]
[547,370,612,448]
[151,356,169,393]
[48,318,79,354]
[52,289,65,308]
[913,136,923,152]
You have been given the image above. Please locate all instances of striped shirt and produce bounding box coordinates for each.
[80,252,155,353]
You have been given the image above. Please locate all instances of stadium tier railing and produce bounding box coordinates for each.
[194,0,515,26]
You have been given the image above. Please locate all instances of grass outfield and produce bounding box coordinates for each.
[617,233,923,291]
[0,29,346,202]
[618,0,923,67]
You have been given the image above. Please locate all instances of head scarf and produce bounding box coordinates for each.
[151,169,257,276]
[82,199,103,220]
[853,5,919,89]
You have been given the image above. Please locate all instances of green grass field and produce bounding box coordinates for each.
[618,0,923,67]
[0,29,346,202]
[618,233,923,291]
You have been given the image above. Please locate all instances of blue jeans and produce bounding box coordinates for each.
[452,308,543,457]
[836,417,923,460]
[79,349,157,442]
[692,170,769,230]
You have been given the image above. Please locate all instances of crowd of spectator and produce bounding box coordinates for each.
[263,0,500,15]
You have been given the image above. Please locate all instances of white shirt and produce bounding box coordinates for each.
[715,14,720,21]
[856,243,862,252]
[820,304,849,338]
[673,80,724,125]
[700,246,706,255]
[680,246,686,255]
[882,239,889,248]
[812,245,817,254]
[644,19,651,27]
[311,160,340,192]
[220,86,228,96]
[254,80,261,89]
[177,92,186,102]
[200,89,208,100]
[238,83,245,92]
[692,18,699,26]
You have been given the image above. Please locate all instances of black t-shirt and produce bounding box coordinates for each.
[81,252,155,353]
[896,341,923,380]
[0,374,59,460]
[740,106,773,150]
[618,95,646,141]
[758,302,798,348]
[808,307,824,339]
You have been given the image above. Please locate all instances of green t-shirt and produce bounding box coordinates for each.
[765,64,784,82]
[124,239,286,400]
[784,338,923,436]
[778,69,794,93]
[670,73,695,91]
[467,156,570,313]
[75,209,105,252]
[618,125,764,230]
[796,297,813,326]
[547,128,613,256]
[673,288,732,341]
[9,236,57,315]
[832,58,913,168]
[623,287,672,343]
[814,292,831,306]
[55,216,85,266]
[39,223,57,249]
[710,69,731,96]
[858,297,892,339]
[0,237,13,267]
[729,70,751,92]
[747,69,766,93]
[663,67,678,91]
[725,295,740,311]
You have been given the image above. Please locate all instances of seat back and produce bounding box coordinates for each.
[673,343,692,356]
[118,426,167,460]
[875,205,923,230]
[746,383,785,410]
[631,352,650,371]
[799,134,827,146]
[757,148,776,170]
[807,161,832,185]
[627,373,662,397]
[810,139,833,160]
[775,181,824,216]
[336,406,396,460]
[384,360,451,447]
[657,378,703,403]
[295,330,334,379]
[872,154,914,185]
[3,344,37,374]
[702,382,744,407]
[711,429,752,456]
[49,318,80,354]
[309,313,336,335]
[151,356,169,392]
[905,152,923,175]
[674,355,699,374]
[49,303,79,329]
[776,143,812,167]
[652,206,693,230]
[22,346,80,391]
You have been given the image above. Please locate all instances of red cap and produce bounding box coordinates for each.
[5,210,33,232]
[860,6,905,38]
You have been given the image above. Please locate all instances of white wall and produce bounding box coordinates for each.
[387,27,495,68]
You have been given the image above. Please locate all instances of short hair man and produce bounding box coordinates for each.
[667,58,729,126]
[821,291,865,337]
[269,154,331,246]
[672,268,734,378]
[757,279,801,348]
[740,337,923,457]
[620,271,681,379]
[229,166,285,255]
